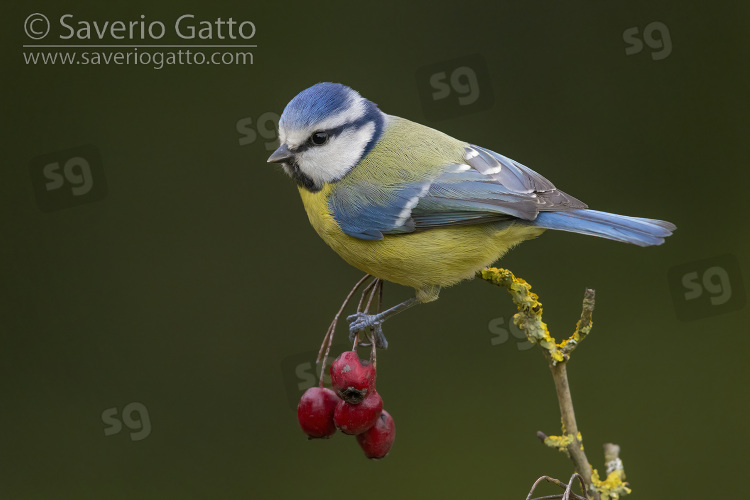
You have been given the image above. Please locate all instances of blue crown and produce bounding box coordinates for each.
[280,82,359,131]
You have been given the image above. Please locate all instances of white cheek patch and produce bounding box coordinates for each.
[297,121,375,186]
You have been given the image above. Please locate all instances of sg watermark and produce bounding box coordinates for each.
[668,254,746,321]
[22,13,257,70]
[281,348,345,410]
[489,316,533,351]
[29,144,107,212]
[102,402,151,442]
[416,53,494,121]
[236,111,280,150]
[623,21,672,61]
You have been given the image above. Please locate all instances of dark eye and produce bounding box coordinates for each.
[310,131,328,146]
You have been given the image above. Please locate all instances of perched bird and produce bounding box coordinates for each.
[268,82,675,347]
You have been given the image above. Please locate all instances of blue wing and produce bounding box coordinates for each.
[327,180,429,240]
[329,145,587,240]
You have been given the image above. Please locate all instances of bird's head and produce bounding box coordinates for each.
[267,82,385,191]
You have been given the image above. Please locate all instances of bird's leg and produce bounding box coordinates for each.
[347,297,419,349]
[348,279,381,348]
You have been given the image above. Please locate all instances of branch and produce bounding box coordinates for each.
[547,361,594,497]
[479,268,630,500]
[559,288,595,358]
[590,444,631,499]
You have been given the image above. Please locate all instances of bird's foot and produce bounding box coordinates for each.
[347,312,388,349]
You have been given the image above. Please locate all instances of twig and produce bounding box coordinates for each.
[548,361,593,495]
[356,278,379,313]
[591,444,631,499]
[370,281,384,368]
[316,274,371,381]
[525,475,587,500]
[353,279,381,349]
[559,289,595,358]
[479,268,630,500]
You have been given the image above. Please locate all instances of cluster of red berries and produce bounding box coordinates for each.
[297,350,396,459]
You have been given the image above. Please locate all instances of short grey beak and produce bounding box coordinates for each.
[267,144,293,163]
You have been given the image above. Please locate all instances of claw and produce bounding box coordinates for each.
[347,312,388,349]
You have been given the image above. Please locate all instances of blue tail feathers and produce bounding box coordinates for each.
[533,209,676,247]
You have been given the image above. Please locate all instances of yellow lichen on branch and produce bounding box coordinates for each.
[591,444,631,499]
[479,267,629,500]
[559,288,595,357]
[591,469,631,500]
[542,432,581,454]
[478,267,594,365]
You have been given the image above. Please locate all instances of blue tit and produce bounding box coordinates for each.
[268,82,675,347]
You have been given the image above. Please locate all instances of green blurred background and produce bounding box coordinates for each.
[2,1,748,498]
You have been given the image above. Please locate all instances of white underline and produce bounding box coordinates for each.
[23,45,257,48]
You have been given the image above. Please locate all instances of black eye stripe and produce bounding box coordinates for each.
[291,106,383,156]
[293,123,352,153]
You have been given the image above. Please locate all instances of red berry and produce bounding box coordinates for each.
[334,390,383,435]
[330,351,376,404]
[357,410,396,459]
[297,387,339,439]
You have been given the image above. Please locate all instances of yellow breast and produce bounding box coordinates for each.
[298,185,545,301]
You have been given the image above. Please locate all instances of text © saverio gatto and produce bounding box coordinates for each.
[57,14,256,41]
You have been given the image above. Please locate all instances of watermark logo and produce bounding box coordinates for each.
[623,21,672,61]
[23,14,256,42]
[416,53,493,121]
[29,144,107,212]
[22,13,257,69]
[280,348,342,411]
[668,254,746,321]
[102,402,151,441]
[236,111,280,150]
[489,316,533,351]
